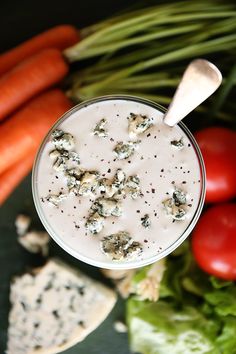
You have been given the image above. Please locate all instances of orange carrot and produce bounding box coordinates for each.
[0,154,34,206]
[0,25,79,76]
[0,49,69,121]
[0,89,72,175]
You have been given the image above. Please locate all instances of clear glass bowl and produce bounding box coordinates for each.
[32,95,206,269]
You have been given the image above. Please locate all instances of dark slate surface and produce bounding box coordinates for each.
[0,1,137,352]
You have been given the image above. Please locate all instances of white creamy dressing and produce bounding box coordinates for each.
[34,99,202,267]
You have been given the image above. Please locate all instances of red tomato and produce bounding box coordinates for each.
[194,127,236,203]
[192,203,236,280]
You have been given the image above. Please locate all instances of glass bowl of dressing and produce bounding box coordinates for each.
[32,95,206,269]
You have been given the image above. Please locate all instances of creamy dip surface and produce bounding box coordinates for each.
[33,98,203,268]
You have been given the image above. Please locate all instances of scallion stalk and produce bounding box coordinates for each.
[64,0,236,125]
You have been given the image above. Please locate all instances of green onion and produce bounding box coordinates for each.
[64,0,236,125]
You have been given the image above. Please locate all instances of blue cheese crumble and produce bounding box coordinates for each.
[50,129,80,172]
[125,175,142,199]
[46,193,68,206]
[128,113,154,138]
[93,118,108,137]
[163,188,187,220]
[171,137,184,149]
[173,188,187,206]
[101,231,143,260]
[52,129,75,151]
[141,214,151,228]
[91,197,122,217]
[113,140,141,160]
[98,169,126,198]
[79,171,100,196]
[85,212,105,234]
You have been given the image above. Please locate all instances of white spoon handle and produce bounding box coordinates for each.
[163,59,222,126]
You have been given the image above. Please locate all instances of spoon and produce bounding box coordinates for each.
[163,59,222,126]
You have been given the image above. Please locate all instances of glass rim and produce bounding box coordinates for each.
[32,94,206,269]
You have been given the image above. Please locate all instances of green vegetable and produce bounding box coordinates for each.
[64,0,236,125]
[127,300,219,354]
[127,242,236,354]
[205,288,236,317]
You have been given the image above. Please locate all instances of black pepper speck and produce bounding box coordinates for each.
[52,310,60,319]
[78,320,85,327]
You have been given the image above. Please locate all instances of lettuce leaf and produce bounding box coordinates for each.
[216,317,236,354]
[205,287,236,317]
[127,299,220,354]
[127,241,236,354]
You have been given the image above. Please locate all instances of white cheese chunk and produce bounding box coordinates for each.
[15,214,31,236]
[18,231,50,256]
[7,259,117,354]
